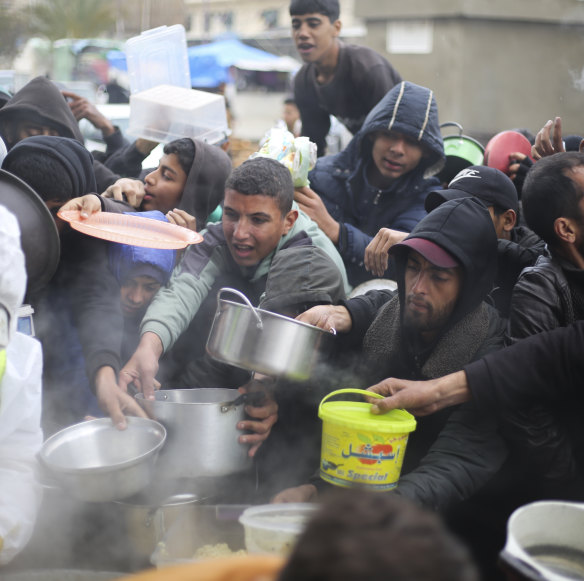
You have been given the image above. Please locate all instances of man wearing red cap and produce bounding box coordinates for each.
[275,197,509,578]
[276,196,506,501]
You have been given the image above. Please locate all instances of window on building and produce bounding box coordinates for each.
[387,20,433,54]
[221,11,233,30]
[261,9,279,29]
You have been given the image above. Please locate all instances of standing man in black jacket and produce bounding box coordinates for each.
[290,0,402,157]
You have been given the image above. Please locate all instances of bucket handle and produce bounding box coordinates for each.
[217,287,263,329]
[440,121,464,137]
[318,388,384,416]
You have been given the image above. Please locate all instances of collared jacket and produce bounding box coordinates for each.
[307,81,445,286]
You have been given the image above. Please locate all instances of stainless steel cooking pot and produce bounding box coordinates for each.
[499,501,584,581]
[113,480,214,564]
[206,287,336,381]
[135,388,252,480]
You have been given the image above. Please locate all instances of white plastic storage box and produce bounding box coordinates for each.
[128,84,230,145]
[125,25,191,94]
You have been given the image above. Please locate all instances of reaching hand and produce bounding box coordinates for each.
[101,178,146,208]
[271,484,318,504]
[296,304,352,334]
[236,375,279,458]
[365,371,471,416]
[62,90,115,137]
[166,208,197,232]
[118,332,163,401]
[364,228,408,276]
[532,117,565,160]
[94,366,148,430]
[59,194,102,218]
[294,186,340,243]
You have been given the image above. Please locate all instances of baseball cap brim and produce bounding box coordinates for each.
[393,237,459,269]
[424,189,474,213]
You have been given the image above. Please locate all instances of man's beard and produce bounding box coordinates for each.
[403,294,458,336]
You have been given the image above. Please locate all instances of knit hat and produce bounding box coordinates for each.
[108,211,176,285]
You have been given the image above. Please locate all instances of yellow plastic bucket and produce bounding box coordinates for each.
[318,388,416,491]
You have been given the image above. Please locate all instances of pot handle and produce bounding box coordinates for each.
[217,287,263,329]
[440,121,464,137]
[318,388,384,416]
[498,550,547,581]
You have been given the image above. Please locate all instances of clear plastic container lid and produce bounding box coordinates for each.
[125,25,191,94]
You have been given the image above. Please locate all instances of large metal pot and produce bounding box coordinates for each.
[136,388,252,480]
[113,480,214,565]
[499,501,584,581]
[38,417,166,503]
[206,288,336,381]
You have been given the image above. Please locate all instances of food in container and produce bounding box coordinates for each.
[238,504,318,556]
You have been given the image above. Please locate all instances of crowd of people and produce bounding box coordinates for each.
[1,0,583,577]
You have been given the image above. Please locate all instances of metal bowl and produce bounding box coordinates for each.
[39,417,166,503]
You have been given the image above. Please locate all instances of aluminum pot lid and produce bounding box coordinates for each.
[0,169,60,295]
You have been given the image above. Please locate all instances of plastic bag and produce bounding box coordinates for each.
[252,128,317,188]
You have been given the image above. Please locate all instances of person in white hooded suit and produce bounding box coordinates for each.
[0,204,43,565]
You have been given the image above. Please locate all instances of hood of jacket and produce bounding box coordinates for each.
[390,197,498,330]
[332,81,444,179]
[3,135,97,196]
[0,76,84,147]
[259,239,346,315]
[108,211,176,286]
[179,138,232,230]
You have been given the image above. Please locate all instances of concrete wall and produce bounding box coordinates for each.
[358,1,584,142]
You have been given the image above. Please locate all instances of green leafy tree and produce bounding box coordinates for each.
[28,0,117,41]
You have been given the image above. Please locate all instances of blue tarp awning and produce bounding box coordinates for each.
[107,38,299,89]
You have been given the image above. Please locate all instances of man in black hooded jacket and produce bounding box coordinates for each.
[0,76,120,192]
[1,135,145,431]
[275,197,507,501]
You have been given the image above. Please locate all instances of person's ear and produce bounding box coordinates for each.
[554,216,577,244]
[282,209,299,235]
[502,209,517,232]
[332,19,342,37]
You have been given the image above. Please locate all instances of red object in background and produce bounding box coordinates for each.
[483,131,534,175]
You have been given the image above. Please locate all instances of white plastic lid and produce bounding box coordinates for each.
[125,25,191,94]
